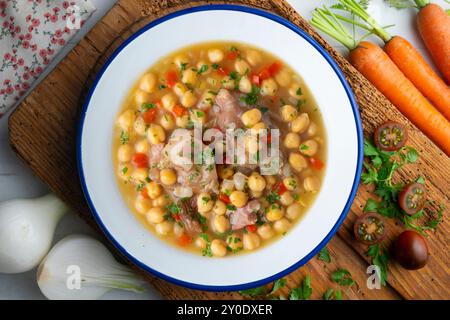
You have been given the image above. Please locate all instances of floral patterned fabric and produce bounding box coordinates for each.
[0,0,96,117]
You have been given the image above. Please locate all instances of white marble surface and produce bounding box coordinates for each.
[0,0,446,300]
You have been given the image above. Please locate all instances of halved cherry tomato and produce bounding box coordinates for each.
[251,74,260,85]
[268,61,282,75]
[177,234,192,247]
[165,70,178,88]
[172,105,187,117]
[310,157,325,170]
[398,183,426,215]
[219,194,231,204]
[227,51,239,61]
[374,121,408,151]
[272,182,287,195]
[353,212,385,245]
[246,224,257,233]
[217,66,229,76]
[140,187,149,199]
[142,108,157,123]
[132,153,148,168]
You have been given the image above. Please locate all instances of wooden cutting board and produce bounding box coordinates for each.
[8,0,449,300]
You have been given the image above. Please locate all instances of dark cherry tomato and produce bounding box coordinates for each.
[399,183,426,215]
[353,212,385,245]
[395,230,428,270]
[374,121,408,151]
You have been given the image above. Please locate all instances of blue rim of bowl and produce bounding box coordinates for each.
[77,4,364,292]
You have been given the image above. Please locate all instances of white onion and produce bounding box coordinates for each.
[233,172,248,191]
[173,186,193,198]
[222,179,235,192]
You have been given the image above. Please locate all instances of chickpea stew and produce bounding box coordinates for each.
[113,42,327,257]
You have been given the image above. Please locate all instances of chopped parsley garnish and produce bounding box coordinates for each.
[121,166,128,175]
[166,202,181,214]
[180,62,188,71]
[158,84,166,90]
[141,102,156,111]
[266,192,280,204]
[197,64,208,74]
[270,278,287,294]
[201,196,210,204]
[289,275,312,300]
[120,131,129,145]
[196,111,205,118]
[300,144,309,150]
[258,106,269,114]
[197,214,209,232]
[199,234,212,257]
[331,269,355,287]
[135,181,145,192]
[240,85,260,105]
[296,87,303,96]
[323,288,343,300]
[211,63,219,70]
[318,247,331,263]
[226,204,236,211]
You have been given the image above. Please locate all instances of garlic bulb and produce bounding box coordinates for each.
[0,193,67,274]
[37,234,146,300]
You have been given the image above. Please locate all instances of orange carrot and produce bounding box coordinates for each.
[350,41,450,155]
[384,36,450,121]
[416,2,450,84]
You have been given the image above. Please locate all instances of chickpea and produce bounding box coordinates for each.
[243,233,261,250]
[246,49,262,66]
[266,205,285,222]
[251,122,267,135]
[135,90,151,107]
[132,168,148,182]
[175,114,190,128]
[213,200,227,215]
[284,132,301,149]
[221,76,235,90]
[199,91,215,109]
[230,190,248,208]
[173,223,184,238]
[248,173,266,192]
[160,113,175,131]
[189,108,207,125]
[226,234,243,251]
[213,215,230,233]
[250,190,263,199]
[279,191,294,206]
[283,176,299,191]
[281,105,298,123]
[147,124,166,144]
[286,203,303,221]
[195,237,207,250]
[117,144,133,163]
[208,48,224,63]
[173,82,188,98]
[197,192,214,213]
[134,196,151,214]
[161,93,177,111]
[289,83,304,98]
[210,239,227,257]
[116,110,135,131]
[241,108,262,128]
[174,54,189,68]
[118,165,131,181]
[289,153,308,172]
[239,76,252,93]
[307,122,318,137]
[257,224,275,240]
[146,181,161,199]
[160,168,177,186]
[291,113,310,133]
[275,69,291,87]
[152,194,170,208]
[139,73,156,93]
[155,220,173,236]
[133,117,147,136]
[181,90,197,108]
[300,139,319,157]
[264,175,276,189]
[146,207,164,224]
[274,218,291,233]
[260,78,278,96]
[304,176,320,193]
[182,69,197,85]
[234,59,250,74]
[217,165,234,180]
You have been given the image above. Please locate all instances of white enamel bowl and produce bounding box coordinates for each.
[78,5,363,291]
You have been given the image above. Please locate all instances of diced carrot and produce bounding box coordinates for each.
[140,187,149,199]
[219,194,231,204]
[142,108,157,123]
[132,153,148,168]
[177,234,192,247]
[172,105,187,117]
[310,157,325,170]
[272,182,287,195]
[165,70,178,88]
[227,51,239,61]
[246,224,257,233]
[268,61,282,75]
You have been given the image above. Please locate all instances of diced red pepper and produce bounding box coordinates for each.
[272,181,287,195]
[266,133,272,144]
[226,51,239,61]
[132,153,148,168]
[268,61,282,76]
[177,234,192,247]
[155,100,162,108]
[251,74,260,85]
[173,214,182,222]
[140,187,149,199]
[258,68,271,81]
[165,70,178,88]
[142,108,157,124]
[217,66,230,76]
[219,194,231,204]
[246,224,257,233]
[172,105,187,117]
[310,157,325,170]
